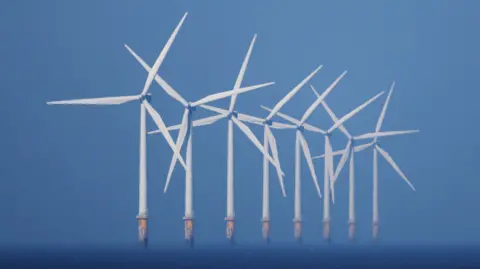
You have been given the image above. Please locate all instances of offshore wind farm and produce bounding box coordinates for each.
[5,0,480,267]
[45,11,420,248]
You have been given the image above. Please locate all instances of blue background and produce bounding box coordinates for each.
[1,0,478,247]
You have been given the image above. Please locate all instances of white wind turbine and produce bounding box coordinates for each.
[311,83,419,241]
[130,34,276,247]
[315,82,418,241]
[202,65,323,243]
[46,12,189,247]
[260,70,348,243]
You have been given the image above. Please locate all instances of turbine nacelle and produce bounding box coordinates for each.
[140,92,152,102]
[264,119,273,126]
[296,125,305,132]
[228,111,238,119]
[186,103,197,111]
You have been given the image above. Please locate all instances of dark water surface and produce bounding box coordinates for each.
[1,244,479,268]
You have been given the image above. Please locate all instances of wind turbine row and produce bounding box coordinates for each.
[47,12,275,247]
[312,82,418,241]
[46,11,419,247]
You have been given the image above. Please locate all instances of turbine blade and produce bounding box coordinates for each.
[375,145,416,191]
[231,116,278,168]
[375,82,395,134]
[193,113,228,127]
[328,91,385,134]
[201,105,264,126]
[354,141,375,152]
[229,34,257,111]
[312,149,343,160]
[191,82,275,107]
[310,85,352,139]
[237,113,264,125]
[200,104,229,115]
[140,12,188,96]
[266,65,323,120]
[299,71,347,125]
[124,44,188,106]
[261,105,300,125]
[262,105,324,131]
[148,123,182,135]
[164,109,189,192]
[303,123,326,134]
[167,125,181,131]
[143,100,187,170]
[266,127,286,197]
[333,140,352,181]
[46,95,139,105]
[298,132,322,198]
[320,99,351,139]
[271,122,297,129]
[314,142,370,160]
[354,130,420,140]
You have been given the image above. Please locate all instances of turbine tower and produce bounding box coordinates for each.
[46,12,190,247]
[260,70,348,243]
[312,84,418,241]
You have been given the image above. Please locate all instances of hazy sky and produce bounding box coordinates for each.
[1,0,479,247]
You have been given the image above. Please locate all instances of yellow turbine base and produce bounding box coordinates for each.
[323,220,330,240]
[226,219,235,241]
[137,217,148,246]
[262,221,270,241]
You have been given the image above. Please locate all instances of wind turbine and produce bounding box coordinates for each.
[46,12,189,247]
[311,84,418,241]
[316,82,418,241]
[260,70,348,243]
[201,65,323,242]
[131,35,276,247]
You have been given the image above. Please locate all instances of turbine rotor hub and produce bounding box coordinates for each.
[140,93,152,102]
[228,111,238,119]
[186,103,196,111]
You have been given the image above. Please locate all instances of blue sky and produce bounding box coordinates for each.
[1,0,479,247]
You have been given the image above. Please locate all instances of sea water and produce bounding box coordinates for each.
[1,244,479,268]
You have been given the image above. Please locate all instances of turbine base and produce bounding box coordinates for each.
[373,221,379,241]
[184,217,194,246]
[348,221,355,242]
[323,220,331,241]
[294,220,302,243]
[225,218,235,244]
[262,220,270,243]
[136,216,148,248]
